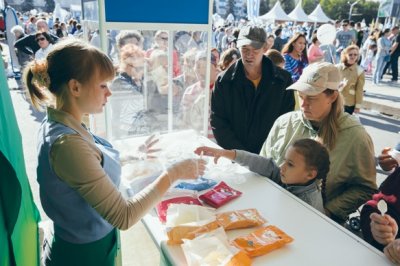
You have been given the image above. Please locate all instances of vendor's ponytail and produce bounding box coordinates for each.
[23,60,53,110]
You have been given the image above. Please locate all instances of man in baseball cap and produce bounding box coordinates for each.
[236,25,267,49]
[211,24,295,154]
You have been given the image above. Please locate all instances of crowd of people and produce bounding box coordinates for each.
[3,9,400,265]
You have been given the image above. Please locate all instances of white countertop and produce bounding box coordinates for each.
[118,130,391,266]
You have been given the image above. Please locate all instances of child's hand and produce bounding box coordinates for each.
[370,213,398,246]
[194,146,235,164]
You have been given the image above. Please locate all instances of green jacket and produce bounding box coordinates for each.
[260,111,377,221]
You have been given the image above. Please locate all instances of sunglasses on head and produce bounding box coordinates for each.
[36,37,46,42]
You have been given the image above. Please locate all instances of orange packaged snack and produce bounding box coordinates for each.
[232,225,294,257]
[167,220,220,245]
[227,251,252,266]
[165,204,219,245]
[217,209,266,230]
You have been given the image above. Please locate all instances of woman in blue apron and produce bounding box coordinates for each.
[23,39,206,266]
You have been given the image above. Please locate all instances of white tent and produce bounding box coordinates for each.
[288,1,312,22]
[258,1,292,22]
[308,4,333,23]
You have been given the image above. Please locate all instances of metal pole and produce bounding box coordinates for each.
[348,0,360,21]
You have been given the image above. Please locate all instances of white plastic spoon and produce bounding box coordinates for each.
[377,199,388,216]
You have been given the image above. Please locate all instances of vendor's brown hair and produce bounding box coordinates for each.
[24,39,115,110]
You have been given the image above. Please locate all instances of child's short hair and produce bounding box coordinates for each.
[291,139,330,203]
[265,49,285,66]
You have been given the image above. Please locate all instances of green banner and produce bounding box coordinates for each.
[378,0,393,17]
[0,57,40,265]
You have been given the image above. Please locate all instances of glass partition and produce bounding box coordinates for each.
[103,29,210,141]
[85,0,213,141]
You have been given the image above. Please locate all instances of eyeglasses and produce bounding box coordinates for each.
[36,37,46,42]
[342,24,348,27]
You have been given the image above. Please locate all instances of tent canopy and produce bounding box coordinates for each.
[308,4,332,23]
[258,1,291,22]
[288,1,312,22]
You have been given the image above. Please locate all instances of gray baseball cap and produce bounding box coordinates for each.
[237,25,267,49]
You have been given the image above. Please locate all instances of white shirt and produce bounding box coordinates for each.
[35,43,54,60]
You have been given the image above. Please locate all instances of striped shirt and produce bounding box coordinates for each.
[284,53,309,82]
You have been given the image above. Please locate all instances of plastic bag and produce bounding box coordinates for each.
[182,227,252,266]
[156,189,203,223]
[199,182,242,208]
[175,176,217,191]
[232,225,294,257]
[120,159,163,197]
[165,204,219,245]
[217,209,266,230]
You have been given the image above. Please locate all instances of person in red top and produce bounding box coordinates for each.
[307,35,325,63]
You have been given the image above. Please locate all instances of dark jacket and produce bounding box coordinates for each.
[211,56,294,154]
[14,33,58,55]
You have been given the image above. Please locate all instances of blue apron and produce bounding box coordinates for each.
[45,132,122,266]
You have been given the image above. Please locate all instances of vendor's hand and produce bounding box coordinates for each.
[370,213,398,246]
[379,147,398,171]
[138,134,161,159]
[384,239,400,265]
[194,146,235,164]
[166,159,206,183]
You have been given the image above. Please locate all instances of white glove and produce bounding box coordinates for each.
[166,159,206,184]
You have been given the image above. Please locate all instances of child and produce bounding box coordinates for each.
[195,138,330,213]
[361,43,377,75]
[265,49,285,69]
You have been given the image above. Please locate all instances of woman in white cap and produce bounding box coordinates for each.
[260,62,377,224]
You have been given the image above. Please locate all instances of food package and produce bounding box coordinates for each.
[182,227,252,266]
[175,176,217,191]
[165,204,220,245]
[156,189,203,223]
[232,225,294,257]
[199,182,242,208]
[217,209,266,230]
